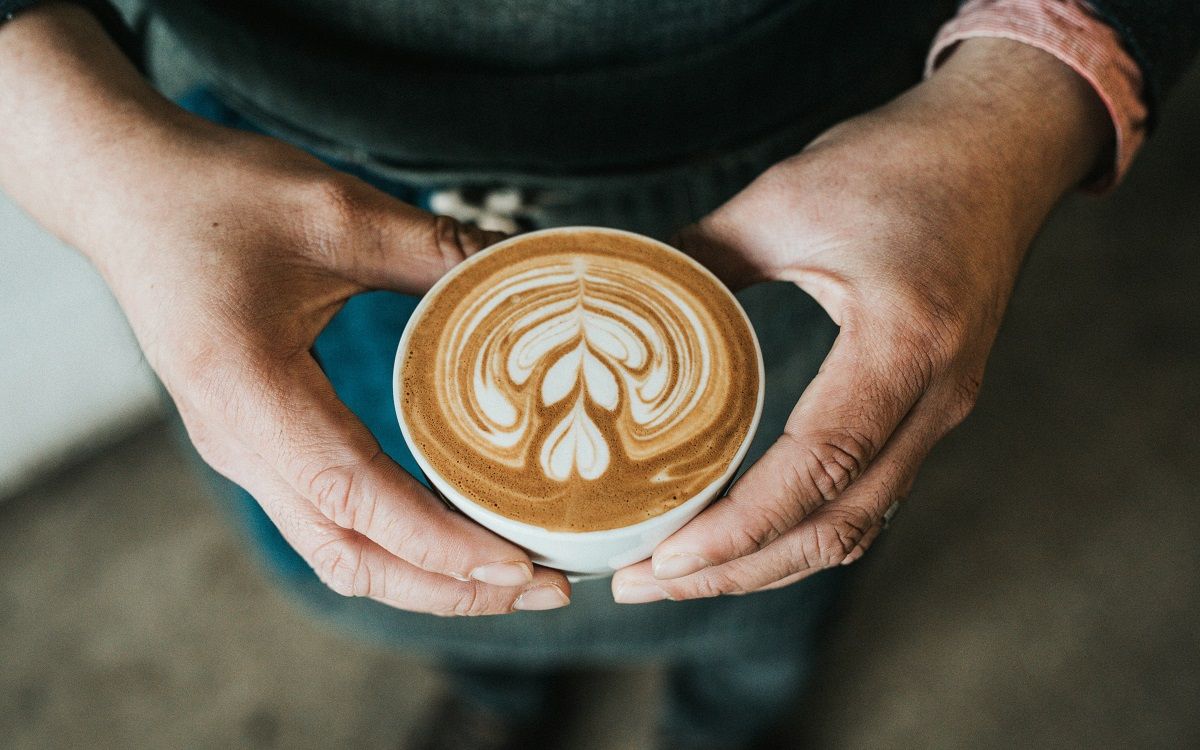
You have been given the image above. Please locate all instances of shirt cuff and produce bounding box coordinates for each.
[926,0,1148,191]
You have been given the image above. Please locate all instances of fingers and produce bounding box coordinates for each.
[841,520,885,566]
[614,397,937,603]
[648,331,925,580]
[729,514,881,593]
[364,205,506,292]
[308,175,507,294]
[746,568,816,594]
[202,350,542,587]
[243,461,570,614]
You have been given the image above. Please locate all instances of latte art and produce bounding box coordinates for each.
[445,257,713,483]
[400,230,761,532]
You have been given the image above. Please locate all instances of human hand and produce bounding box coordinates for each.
[612,38,1110,602]
[0,5,570,615]
[117,137,574,615]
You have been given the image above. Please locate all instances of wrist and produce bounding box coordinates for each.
[0,2,207,260]
[767,37,1110,302]
[898,38,1109,239]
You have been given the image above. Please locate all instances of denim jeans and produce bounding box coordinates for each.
[180,87,844,745]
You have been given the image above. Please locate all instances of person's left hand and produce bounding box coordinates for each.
[612,38,1110,603]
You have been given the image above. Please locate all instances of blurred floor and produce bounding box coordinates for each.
[3,67,1200,750]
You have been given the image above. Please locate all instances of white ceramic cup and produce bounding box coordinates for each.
[393,227,764,576]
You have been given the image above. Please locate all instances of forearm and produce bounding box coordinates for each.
[0,2,202,260]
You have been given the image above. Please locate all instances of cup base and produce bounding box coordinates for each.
[565,571,612,583]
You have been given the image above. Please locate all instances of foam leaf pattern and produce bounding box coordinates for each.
[540,394,609,481]
[438,256,713,482]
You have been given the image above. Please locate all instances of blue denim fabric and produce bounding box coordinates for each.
[178,87,844,744]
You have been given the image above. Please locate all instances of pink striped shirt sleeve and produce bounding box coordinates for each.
[927,0,1148,191]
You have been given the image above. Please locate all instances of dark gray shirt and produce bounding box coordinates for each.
[142,0,1199,173]
[146,0,954,172]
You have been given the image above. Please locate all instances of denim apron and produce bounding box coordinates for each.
[179,88,852,677]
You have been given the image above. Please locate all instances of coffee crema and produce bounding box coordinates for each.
[400,230,760,531]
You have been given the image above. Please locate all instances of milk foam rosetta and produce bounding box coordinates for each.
[401,231,760,532]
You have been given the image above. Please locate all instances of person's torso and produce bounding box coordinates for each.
[265,0,789,69]
[146,0,955,173]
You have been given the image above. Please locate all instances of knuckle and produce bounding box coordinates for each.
[944,371,983,428]
[789,431,875,503]
[430,214,472,271]
[398,535,435,572]
[826,509,871,560]
[374,514,437,573]
[447,585,492,617]
[309,536,369,597]
[308,464,360,527]
[685,569,744,600]
[305,450,382,530]
[799,513,867,568]
[724,503,795,555]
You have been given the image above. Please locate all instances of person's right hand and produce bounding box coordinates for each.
[113,127,574,614]
[0,4,571,616]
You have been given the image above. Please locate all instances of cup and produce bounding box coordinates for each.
[393,227,764,576]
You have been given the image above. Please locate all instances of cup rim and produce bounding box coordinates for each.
[392,226,765,541]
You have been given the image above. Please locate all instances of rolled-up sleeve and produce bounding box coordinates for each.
[927,0,1152,190]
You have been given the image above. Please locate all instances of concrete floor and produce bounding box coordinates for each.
[3,67,1200,750]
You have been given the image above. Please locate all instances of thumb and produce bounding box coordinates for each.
[312,173,508,294]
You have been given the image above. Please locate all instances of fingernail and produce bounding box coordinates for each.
[614,581,670,604]
[653,553,710,580]
[513,584,570,611]
[470,561,533,587]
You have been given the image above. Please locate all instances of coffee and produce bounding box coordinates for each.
[399,229,760,532]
